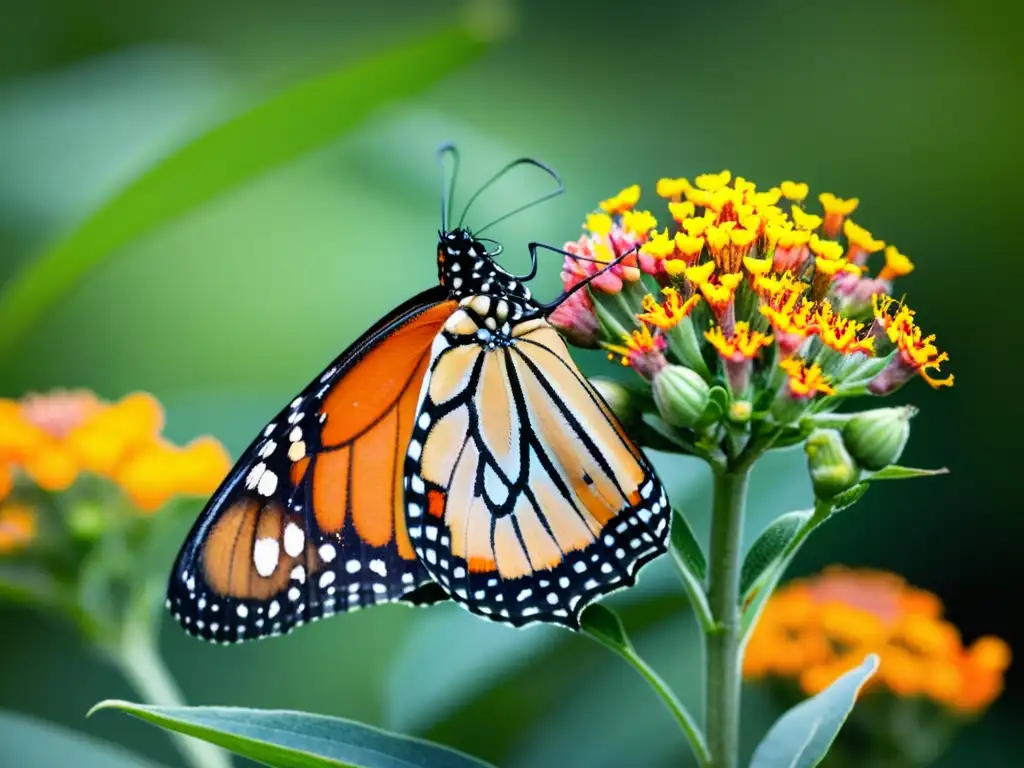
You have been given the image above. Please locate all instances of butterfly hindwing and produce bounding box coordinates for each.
[403,301,670,628]
[168,288,456,643]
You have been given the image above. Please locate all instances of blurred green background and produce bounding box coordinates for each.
[1,0,1021,765]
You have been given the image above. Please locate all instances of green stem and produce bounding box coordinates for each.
[113,620,233,768]
[618,644,711,766]
[705,465,750,768]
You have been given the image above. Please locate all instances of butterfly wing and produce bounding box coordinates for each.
[403,307,670,628]
[168,287,456,643]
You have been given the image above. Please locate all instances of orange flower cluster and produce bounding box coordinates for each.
[744,567,1011,714]
[551,173,952,403]
[0,389,230,514]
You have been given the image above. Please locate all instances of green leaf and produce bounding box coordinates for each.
[740,510,813,599]
[0,710,172,768]
[670,507,707,582]
[867,465,949,481]
[826,482,870,512]
[0,22,491,355]
[740,504,830,642]
[579,604,632,652]
[749,654,880,768]
[89,701,495,768]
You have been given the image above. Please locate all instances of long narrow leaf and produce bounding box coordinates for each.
[90,702,495,768]
[0,23,490,354]
[749,654,880,768]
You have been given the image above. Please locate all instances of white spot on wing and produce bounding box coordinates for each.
[283,523,305,557]
[253,537,280,578]
[257,470,278,497]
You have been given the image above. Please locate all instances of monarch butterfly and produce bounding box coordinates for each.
[167,147,670,643]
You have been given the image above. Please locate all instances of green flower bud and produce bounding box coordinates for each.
[805,428,861,500]
[653,364,710,428]
[842,406,915,471]
[728,400,752,424]
[590,377,637,426]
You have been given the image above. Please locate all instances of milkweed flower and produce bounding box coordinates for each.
[869,296,954,393]
[0,503,35,554]
[549,287,601,348]
[0,389,231,520]
[603,322,668,380]
[551,171,950,474]
[745,567,1011,756]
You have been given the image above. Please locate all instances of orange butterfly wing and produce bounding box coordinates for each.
[168,288,455,642]
[403,310,669,629]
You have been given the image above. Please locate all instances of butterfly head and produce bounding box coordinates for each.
[437,228,532,304]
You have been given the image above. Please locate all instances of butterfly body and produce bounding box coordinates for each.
[168,167,669,643]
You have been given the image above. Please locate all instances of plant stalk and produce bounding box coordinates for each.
[114,621,233,768]
[620,645,711,766]
[705,465,750,768]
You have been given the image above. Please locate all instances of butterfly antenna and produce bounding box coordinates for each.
[536,246,638,315]
[477,236,504,258]
[459,157,565,234]
[512,241,611,282]
[437,142,461,232]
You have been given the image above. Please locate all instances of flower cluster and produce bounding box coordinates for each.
[550,172,952,465]
[0,389,230,553]
[744,567,1010,715]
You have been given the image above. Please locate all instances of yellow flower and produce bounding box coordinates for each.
[681,214,712,237]
[705,223,755,274]
[816,301,875,356]
[843,219,885,255]
[819,192,860,216]
[0,463,10,503]
[684,260,716,285]
[0,389,231,513]
[820,192,860,237]
[622,209,658,237]
[668,201,695,223]
[640,228,676,259]
[673,233,705,263]
[695,169,732,191]
[699,272,744,313]
[755,270,808,301]
[603,323,668,379]
[0,503,36,554]
[743,254,773,278]
[118,437,231,513]
[684,186,715,208]
[779,358,835,398]
[878,245,915,281]
[872,297,953,389]
[809,233,844,261]
[656,177,691,200]
[812,254,860,300]
[744,567,1011,714]
[760,296,816,357]
[753,188,782,207]
[599,184,641,215]
[705,322,773,361]
[777,228,811,249]
[791,206,823,231]
[585,212,613,236]
[637,287,701,330]
[780,181,809,201]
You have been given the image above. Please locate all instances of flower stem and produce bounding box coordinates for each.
[618,644,711,766]
[705,465,750,768]
[114,620,233,768]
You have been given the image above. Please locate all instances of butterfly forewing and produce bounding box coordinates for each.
[167,288,456,643]
[403,301,670,628]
